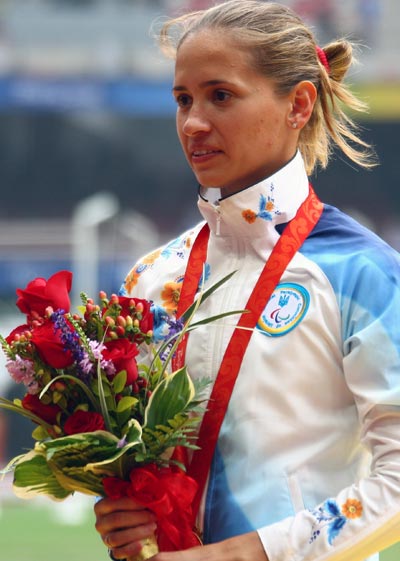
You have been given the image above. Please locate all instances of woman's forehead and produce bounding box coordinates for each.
[174,29,252,79]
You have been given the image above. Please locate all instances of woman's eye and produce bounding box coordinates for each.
[176,94,192,108]
[213,90,231,103]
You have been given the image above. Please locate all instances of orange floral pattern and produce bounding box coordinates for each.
[161,281,182,313]
[341,499,363,519]
[242,209,257,224]
[124,268,141,294]
[241,185,281,225]
[142,249,162,265]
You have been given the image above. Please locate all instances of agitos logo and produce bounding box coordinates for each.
[257,283,310,337]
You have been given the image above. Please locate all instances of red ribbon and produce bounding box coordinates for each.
[103,464,200,551]
[172,184,324,522]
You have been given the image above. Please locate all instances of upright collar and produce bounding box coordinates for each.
[197,152,309,247]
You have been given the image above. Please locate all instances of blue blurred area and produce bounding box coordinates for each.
[0,258,126,298]
[0,76,175,114]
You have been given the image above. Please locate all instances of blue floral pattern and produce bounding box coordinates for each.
[242,182,281,224]
[309,498,363,546]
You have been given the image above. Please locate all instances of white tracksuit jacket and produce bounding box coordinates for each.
[120,152,400,561]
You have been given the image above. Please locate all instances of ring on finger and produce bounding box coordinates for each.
[104,534,112,547]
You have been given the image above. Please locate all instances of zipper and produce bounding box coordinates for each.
[209,235,244,383]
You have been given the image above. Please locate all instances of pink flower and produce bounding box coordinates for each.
[6,355,35,385]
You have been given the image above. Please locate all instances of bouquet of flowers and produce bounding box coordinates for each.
[0,270,238,560]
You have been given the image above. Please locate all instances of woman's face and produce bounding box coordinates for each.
[173,29,298,195]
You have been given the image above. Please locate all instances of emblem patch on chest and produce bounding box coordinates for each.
[257,283,310,337]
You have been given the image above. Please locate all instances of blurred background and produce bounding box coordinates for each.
[0,1,399,559]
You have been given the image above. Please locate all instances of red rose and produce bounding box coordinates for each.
[102,339,139,385]
[64,410,105,435]
[16,270,73,318]
[31,319,74,369]
[118,296,154,335]
[22,393,61,425]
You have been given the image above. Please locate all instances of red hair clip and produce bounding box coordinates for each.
[316,46,330,74]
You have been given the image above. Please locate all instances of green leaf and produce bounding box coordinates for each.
[188,309,248,328]
[34,430,130,494]
[12,451,71,501]
[96,363,113,431]
[31,425,52,441]
[112,370,127,394]
[144,367,195,430]
[125,419,143,443]
[116,396,138,413]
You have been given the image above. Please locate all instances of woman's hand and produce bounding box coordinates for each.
[94,496,157,560]
[147,531,269,560]
[94,497,268,561]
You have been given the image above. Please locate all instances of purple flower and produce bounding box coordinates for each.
[51,310,85,364]
[79,340,116,377]
[160,316,185,362]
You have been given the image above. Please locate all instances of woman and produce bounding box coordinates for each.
[94,2,400,560]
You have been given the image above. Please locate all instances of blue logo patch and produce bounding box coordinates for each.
[257,283,310,337]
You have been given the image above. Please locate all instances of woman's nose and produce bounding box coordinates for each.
[181,107,211,136]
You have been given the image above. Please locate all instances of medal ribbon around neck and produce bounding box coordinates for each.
[172,184,323,523]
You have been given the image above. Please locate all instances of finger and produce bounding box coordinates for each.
[104,521,157,549]
[95,508,157,538]
[94,496,144,516]
[106,523,157,560]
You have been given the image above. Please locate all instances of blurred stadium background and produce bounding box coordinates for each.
[0,1,398,559]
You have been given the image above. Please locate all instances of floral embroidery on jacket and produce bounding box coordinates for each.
[123,263,146,294]
[161,280,183,313]
[197,263,211,292]
[242,183,281,224]
[161,234,193,260]
[309,498,363,546]
[142,248,162,265]
[122,249,162,294]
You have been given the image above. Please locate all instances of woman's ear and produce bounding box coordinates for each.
[287,81,317,130]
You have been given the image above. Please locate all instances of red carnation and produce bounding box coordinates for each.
[64,410,106,435]
[16,270,73,319]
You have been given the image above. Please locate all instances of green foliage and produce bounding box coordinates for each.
[13,453,71,500]
[144,367,195,430]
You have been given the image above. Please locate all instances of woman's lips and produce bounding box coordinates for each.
[191,149,222,163]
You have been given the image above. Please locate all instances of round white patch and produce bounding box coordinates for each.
[257,283,310,337]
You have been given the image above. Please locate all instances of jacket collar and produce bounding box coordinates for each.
[197,152,309,246]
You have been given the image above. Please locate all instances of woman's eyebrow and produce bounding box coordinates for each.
[172,79,232,92]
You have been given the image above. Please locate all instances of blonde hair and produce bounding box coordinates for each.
[159,0,376,174]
